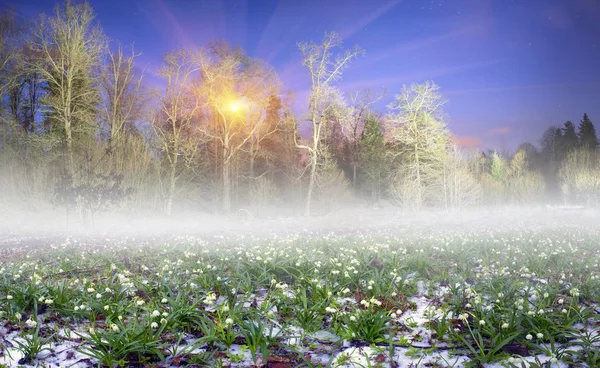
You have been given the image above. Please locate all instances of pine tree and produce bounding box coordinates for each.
[562,121,579,149]
[578,113,599,150]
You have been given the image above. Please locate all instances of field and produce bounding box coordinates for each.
[1,212,600,367]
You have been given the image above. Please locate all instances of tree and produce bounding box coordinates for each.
[359,113,385,203]
[507,149,545,204]
[297,32,363,216]
[339,89,385,188]
[0,8,21,121]
[578,113,598,150]
[29,0,106,177]
[560,121,579,159]
[559,148,600,206]
[440,144,481,210]
[153,48,203,216]
[386,81,450,210]
[99,43,147,146]
[196,42,282,213]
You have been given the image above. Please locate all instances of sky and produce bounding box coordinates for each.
[5,0,600,151]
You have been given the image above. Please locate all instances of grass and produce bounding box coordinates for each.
[0,225,599,367]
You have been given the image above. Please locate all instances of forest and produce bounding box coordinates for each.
[1,1,599,227]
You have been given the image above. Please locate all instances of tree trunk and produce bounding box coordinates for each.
[166,152,178,216]
[304,154,317,217]
[65,120,75,178]
[223,157,231,213]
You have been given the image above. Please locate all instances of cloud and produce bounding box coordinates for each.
[453,135,482,149]
[486,126,512,136]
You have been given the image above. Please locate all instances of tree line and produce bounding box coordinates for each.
[1,1,599,227]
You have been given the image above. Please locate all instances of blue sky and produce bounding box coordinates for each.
[6,0,600,151]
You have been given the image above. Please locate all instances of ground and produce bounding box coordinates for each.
[0,207,599,367]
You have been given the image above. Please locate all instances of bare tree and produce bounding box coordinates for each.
[29,0,106,176]
[386,81,449,210]
[99,43,147,146]
[196,43,282,213]
[152,49,202,216]
[0,8,21,120]
[297,32,363,216]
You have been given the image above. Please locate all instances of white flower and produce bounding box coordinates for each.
[151,322,159,329]
[225,318,234,325]
[536,332,544,339]
[390,313,397,319]
[15,312,22,320]
[161,298,168,304]
[111,323,120,332]
[87,287,95,293]
[104,305,109,311]
[502,323,509,329]
[526,334,533,340]
[25,319,37,328]
[45,299,53,305]
[96,293,102,299]
[6,295,13,300]
[74,306,80,311]
[162,312,169,317]
[558,298,564,304]
[350,315,356,321]
[136,300,145,306]
[152,310,160,317]
[479,320,485,326]
[562,308,567,313]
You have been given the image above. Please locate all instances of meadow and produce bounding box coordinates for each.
[1,223,599,367]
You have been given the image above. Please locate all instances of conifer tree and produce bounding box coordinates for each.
[578,113,598,150]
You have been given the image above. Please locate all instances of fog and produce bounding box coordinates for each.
[1,203,597,242]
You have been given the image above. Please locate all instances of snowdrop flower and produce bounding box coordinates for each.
[350,315,357,321]
[45,299,53,305]
[325,307,337,313]
[74,306,80,311]
[536,332,544,339]
[25,319,37,328]
[390,313,397,319]
[225,318,234,325]
[87,287,95,293]
[6,295,13,300]
[152,310,161,317]
[151,322,158,329]
[479,320,485,326]
[526,334,533,340]
[104,305,109,311]
[15,312,22,321]
[502,323,509,329]
[111,323,120,332]
[562,308,567,313]
[162,312,169,317]
[96,293,102,299]
[136,300,145,306]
